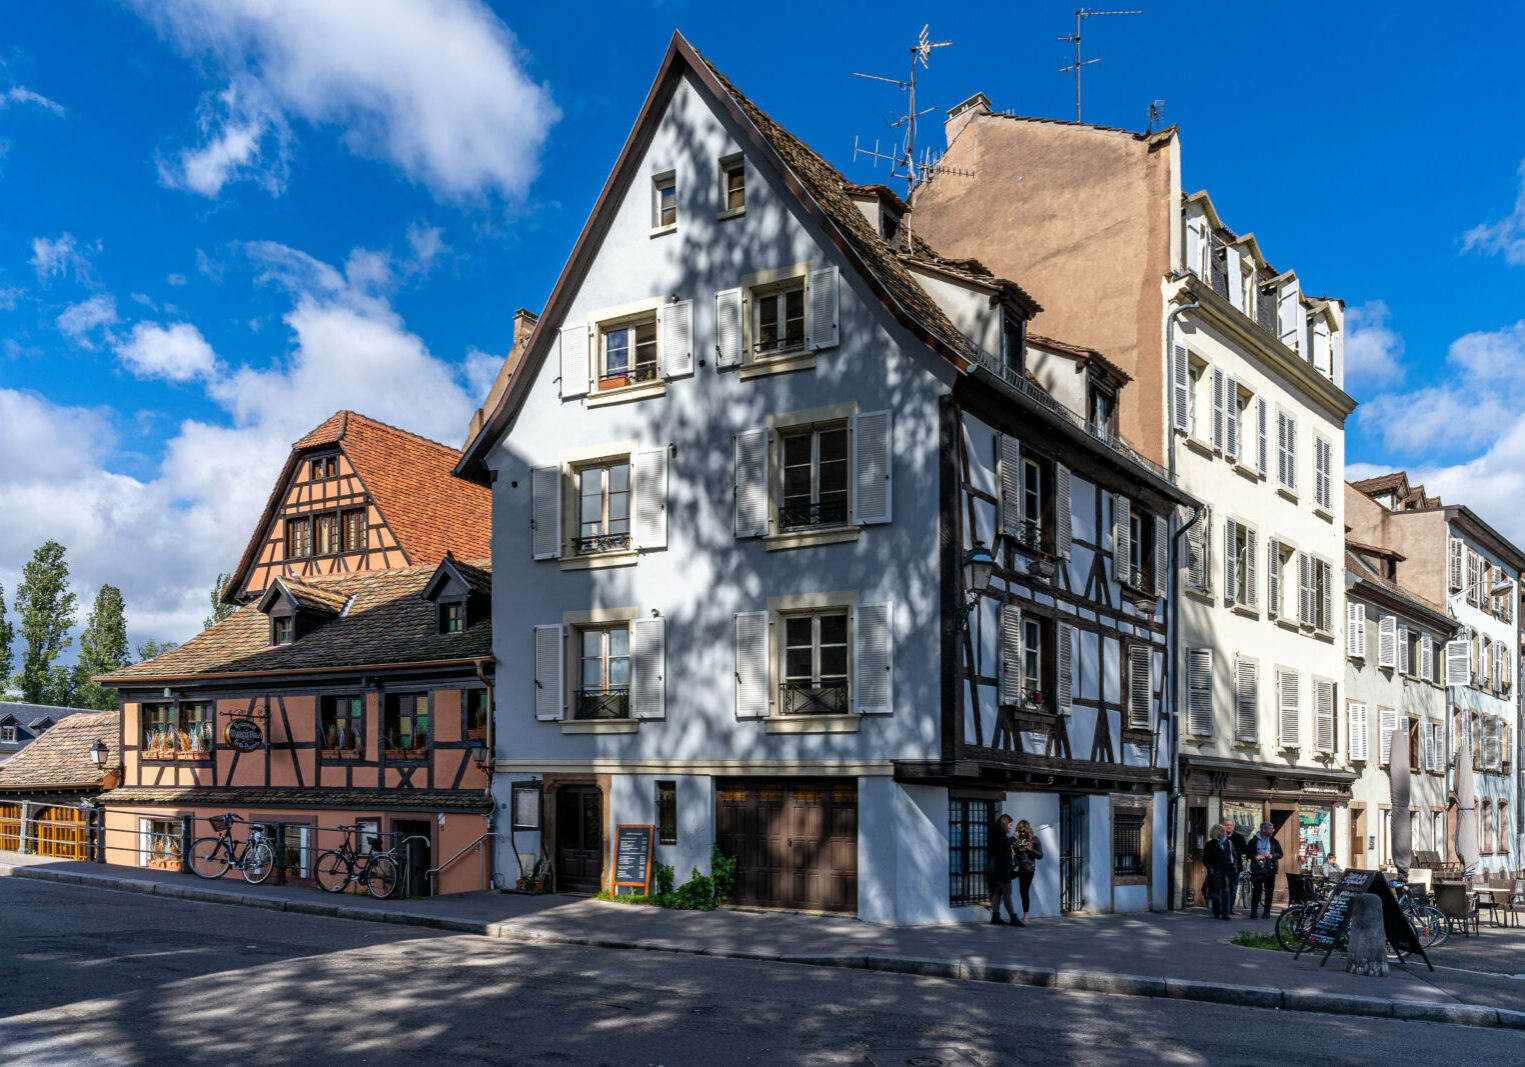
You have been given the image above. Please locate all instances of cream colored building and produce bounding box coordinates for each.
[914,97,1358,907]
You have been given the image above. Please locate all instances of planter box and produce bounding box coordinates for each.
[320,748,363,760]
[517,878,547,893]
[385,748,429,761]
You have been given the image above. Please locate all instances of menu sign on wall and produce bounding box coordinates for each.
[222,718,264,753]
[612,824,655,895]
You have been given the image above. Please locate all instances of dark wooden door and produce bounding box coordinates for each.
[556,786,604,893]
[716,779,856,913]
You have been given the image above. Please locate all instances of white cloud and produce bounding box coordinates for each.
[0,286,21,310]
[463,346,501,401]
[55,294,118,349]
[115,321,219,382]
[29,232,97,285]
[1342,300,1406,386]
[1461,160,1525,267]
[166,272,187,287]
[0,86,65,115]
[133,0,558,202]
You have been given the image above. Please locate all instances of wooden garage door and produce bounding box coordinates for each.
[716,778,856,914]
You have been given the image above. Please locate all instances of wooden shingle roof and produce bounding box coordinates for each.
[0,710,118,791]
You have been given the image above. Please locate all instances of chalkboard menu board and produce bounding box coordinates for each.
[1297,868,1429,969]
[612,824,654,893]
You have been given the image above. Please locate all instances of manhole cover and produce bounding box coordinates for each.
[866,1051,977,1067]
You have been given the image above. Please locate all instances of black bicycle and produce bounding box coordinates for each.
[313,825,400,898]
[187,813,275,884]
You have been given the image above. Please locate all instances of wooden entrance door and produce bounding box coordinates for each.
[716,779,857,913]
[556,786,604,893]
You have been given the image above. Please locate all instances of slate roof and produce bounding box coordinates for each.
[103,561,492,683]
[101,786,491,812]
[0,710,118,791]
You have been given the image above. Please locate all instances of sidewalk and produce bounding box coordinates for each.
[4,850,1522,1030]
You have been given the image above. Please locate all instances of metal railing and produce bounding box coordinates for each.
[574,532,630,555]
[780,681,849,716]
[779,500,849,531]
[574,686,631,720]
[425,832,500,895]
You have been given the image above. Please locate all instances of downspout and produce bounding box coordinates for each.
[1165,298,1200,912]
[474,655,513,886]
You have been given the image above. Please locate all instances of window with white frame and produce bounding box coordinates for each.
[599,315,659,389]
[1188,364,1203,441]
[1268,538,1293,619]
[720,155,745,214]
[733,598,891,719]
[754,280,806,356]
[1186,648,1212,736]
[780,425,849,530]
[140,817,182,870]
[1346,601,1366,659]
[1313,435,1333,511]
[576,460,632,554]
[653,172,676,228]
[1185,507,1211,595]
[782,611,850,715]
[733,409,890,540]
[1348,701,1369,762]
[532,447,666,561]
[1235,657,1258,742]
[0,725,14,743]
[576,624,632,720]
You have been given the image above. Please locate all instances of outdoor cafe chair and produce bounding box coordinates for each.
[1434,882,1480,937]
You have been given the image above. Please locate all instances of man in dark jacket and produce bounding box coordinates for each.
[1221,818,1248,917]
[1202,825,1235,919]
[1246,821,1284,919]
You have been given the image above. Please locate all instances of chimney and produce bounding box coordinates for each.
[945,92,991,146]
[468,307,541,444]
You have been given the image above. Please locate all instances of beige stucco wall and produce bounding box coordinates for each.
[1343,488,1449,605]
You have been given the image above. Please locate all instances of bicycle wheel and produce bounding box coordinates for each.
[1411,904,1449,948]
[314,850,352,893]
[187,836,231,879]
[241,839,275,884]
[1275,905,1307,951]
[363,855,400,899]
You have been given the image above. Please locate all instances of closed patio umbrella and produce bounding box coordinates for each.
[1456,723,1479,877]
[1390,722,1412,871]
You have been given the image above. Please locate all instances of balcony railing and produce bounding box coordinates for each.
[574,532,631,555]
[574,686,631,720]
[779,500,849,531]
[1014,518,1047,553]
[781,680,849,716]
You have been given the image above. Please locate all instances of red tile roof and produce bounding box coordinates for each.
[0,711,119,791]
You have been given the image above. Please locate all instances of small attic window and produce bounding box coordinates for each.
[1001,312,1026,376]
[272,616,294,646]
[310,456,337,480]
[881,210,901,248]
[720,155,745,215]
[653,172,676,230]
[439,601,465,635]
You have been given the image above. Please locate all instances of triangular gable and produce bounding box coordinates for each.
[421,556,491,603]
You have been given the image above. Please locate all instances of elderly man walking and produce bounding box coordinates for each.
[1221,818,1248,917]
[1247,821,1284,919]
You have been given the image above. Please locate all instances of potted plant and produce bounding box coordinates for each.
[517,857,548,892]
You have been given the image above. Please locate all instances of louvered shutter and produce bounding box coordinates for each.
[658,300,693,378]
[1127,645,1152,729]
[733,611,770,719]
[630,617,665,719]
[1171,342,1190,433]
[1278,282,1302,354]
[1186,216,1206,277]
[1315,679,1335,753]
[1278,669,1300,748]
[1114,495,1132,585]
[1448,537,1463,592]
[633,448,668,550]
[732,429,769,538]
[1424,721,1439,772]
[1285,417,1297,491]
[1224,375,1240,460]
[1379,707,1397,766]
[998,434,1022,538]
[1057,622,1074,713]
[1500,644,1510,693]
[1398,624,1410,675]
[1224,516,1238,602]
[1319,560,1332,632]
[1268,537,1280,617]
[1235,658,1258,741]
[1349,702,1369,762]
[1153,514,1168,597]
[1244,525,1258,608]
[1225,246,1243,310]
[1211,367,1225,453]
[715,287,743,368]
[852,410,892,525]
[808,266,839,350]
[1421,634,1434,682]
[531,466,562,560]
[999,604,1024,707]
[533,625,564,721]
[1347,602,1365,658]
[1186,509,1207,593]
[1298,552,1314,626]
[1187,649,1212,736]
[1486,717,1501,770]
[1055,464,1073,558]
[1378,616,1397,669]
[559,323,589,399]
[1316,437,1332,510]
[1256,398,1269,477]
[853,602,893,714]
[1447,639,1471,686]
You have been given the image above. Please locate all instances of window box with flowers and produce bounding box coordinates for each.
[384,693,430,761]
[319,696,365,760]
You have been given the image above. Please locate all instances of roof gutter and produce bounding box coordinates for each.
[97,655,489,689]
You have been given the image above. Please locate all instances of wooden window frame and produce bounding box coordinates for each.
[383,693,431,760]
[780,609,851,716]
[271,615,293,646]
[464,688,489,740]
[319,695,365,759]
[719,155,745,215]
[777,422,850,533]
[598,315,659,391]
[753,278,808,358]
[574,623,633,720]
[285,516,313,560]
[652,172,676,229]
[341,508,367,553]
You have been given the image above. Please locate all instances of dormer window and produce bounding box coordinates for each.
[0,725,15,744]
[1088,381,1117,437]
[310,456,337,480]
[881,210,901,248]
[1001,312,1026,376]
[439,601,465,634]
[272,616,293,645]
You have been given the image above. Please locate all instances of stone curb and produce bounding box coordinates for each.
[0,861,1509,1030]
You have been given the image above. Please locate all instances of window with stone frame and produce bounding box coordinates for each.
[574,458,633,554]
[754,279,807,357]
[575,624,632,720]
[598,316,659,390]
[779,424,849,531]
[781,610,850,715]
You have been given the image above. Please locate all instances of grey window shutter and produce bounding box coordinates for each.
[1153,514,1168,597]
[733,611,770,719]
[1285,418,1297,491]
[1379,708,1397,765]
[1319,561,1332,632]
[1268,537,1280,618]
[659,300,693,378]
[1223,516,1238,602]
[630,618,665,719]
[1113,495,1132,585]
[852,410,892,525]
[1315,680,1335,753]
[808,266,839,350]
[1187,649,1212,735]
[998,434,1022,538]
[715,288,743,368]
[533,624,564,721]
[1256,398,1269,477]
[1298,551,1313,625]
[1421,634,1434,681]
[531,466,562,560]
[1127,645,1151,729]
[1278,669,1300,748]
[633,448,668,550]
[999,603,1024,707]
[853,602,893,714]
[1448,537,1463,592]
[1243,525,1258,608]
[1057,622,1074,713]
[1171,342,1190,433]
[1211,367,1225,453]
[1055,464,1073,558]
[732,429,769,538]
[1235,658,1258,741]
[1224,375,1239,461]
[559,323,589,399]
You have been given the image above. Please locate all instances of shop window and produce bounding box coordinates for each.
[140,817,181,870]
[656,781,677,845]
[1112,810,1146,877]
[384,694,430,759]
[1297,805,1333,871]
[142,702,211,759]
[263,823,313,878]
[948,797,998,907]
[320,695,364,756]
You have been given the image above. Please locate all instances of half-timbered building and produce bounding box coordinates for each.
[455,34,1194,923]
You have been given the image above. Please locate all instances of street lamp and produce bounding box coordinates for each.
[89,739,108,768]
[956,541,996,631]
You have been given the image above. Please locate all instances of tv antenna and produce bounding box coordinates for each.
[1146,98,1166,132]
[852,25,972,210]
[1057,8,1142,122]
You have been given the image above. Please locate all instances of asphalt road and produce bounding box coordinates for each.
[2,878,1522,1066]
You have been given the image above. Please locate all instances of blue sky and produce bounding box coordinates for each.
[3,0,1525,651]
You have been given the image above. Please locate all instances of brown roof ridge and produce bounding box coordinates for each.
[295,409,464,457]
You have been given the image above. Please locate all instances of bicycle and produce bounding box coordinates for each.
[1275,876,1333,952]
[187,813,275,884]
[313,825,400,899]
[1391,877,1450,949]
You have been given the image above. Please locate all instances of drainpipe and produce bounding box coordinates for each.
[474,655,510,886]
[1165,298,1200,912]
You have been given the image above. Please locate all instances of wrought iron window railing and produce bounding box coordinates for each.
[574,686,631,720]
[599,364,659,387]
[574,532,631,555]
[1014,518,1047,553]
[780,680,849,716]
[779,500,849,531]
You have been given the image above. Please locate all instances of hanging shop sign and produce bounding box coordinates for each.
[222,718,264,753]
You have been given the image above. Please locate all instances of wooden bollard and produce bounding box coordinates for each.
[1346,893,1388,977]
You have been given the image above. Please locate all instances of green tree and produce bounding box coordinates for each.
[12,540,77,704]
[75,584,129,710]
[136,639,180,663]
[203,571,235,630]
[0,581,14,686]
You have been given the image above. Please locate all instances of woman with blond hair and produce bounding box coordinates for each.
[1012,819,1044,924]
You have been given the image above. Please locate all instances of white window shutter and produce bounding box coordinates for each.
[733,611,771,719]
[633,448,668,550]
[1113,495,1132,585]
[1347,602,1361,657]
[1055,464,1073,558]
[1378,615,1397,669]
[1424,721,1439,772]
[853,602,893,714]
[1268,537,1280,618]
[1244,525,1258,608]
[1298,552,1313,626]
[998,434,1022,538]
[1225,246,1243,309]
[1256,398,1269,477]
[1235,658,1258,742]
[1186,216,1205,278]
[1448,539,1464,593]
[533,624,564,721]
[1127,645,1151,729]
[1223,516,1238,602]
[659,300,693,378]
[1211,367,1225,453]
[1171,342,1190,433]
[852,410,892,525]
[559,323,589,399]
[1278,669,1300,748]
[630,618,665,719]
[1057,622,1074,713]
[1398,624,1411,675]
[715,288,743,368]
[1379,708,1397,766]
[1315,679,1335,753]
[531,466,562,560]
[1285,418,1297,491]
[1188,648,1212,736]
[1153,514,1168,598]
[999,603,1024,707]
[1421,634,1434,682]
[1224,375,1239,461]
[1186,509,1207,593]
[808,266,839,350]
[1278,282,1302,354]
[1349,702,1369,762]
[732,429,769,538]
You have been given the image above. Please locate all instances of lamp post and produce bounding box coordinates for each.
[957,540,995,630]
[89,739,108,768]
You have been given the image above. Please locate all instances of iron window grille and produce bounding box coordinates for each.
[756,284,806,354]
[778,501,849,531]
[574,686,631,720]
[656,781,677,845]
[780,427,848,530]
[577,462,631,553]
[574,532,631,555]
[780,681,850,716]
[782,611,849,715]
[1112,811,1146,877]
[949,798,998,907]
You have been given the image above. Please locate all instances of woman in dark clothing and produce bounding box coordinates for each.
[1012,819,1044,923]
[1202,824,1235,920]
[986,814,1024,926]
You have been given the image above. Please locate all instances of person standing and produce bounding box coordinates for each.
[1203,825,1235,920]
[1247,820,1284,919]
[1012,819,1044,924]
[986,814,1025,926]
[1221,818,1248,917]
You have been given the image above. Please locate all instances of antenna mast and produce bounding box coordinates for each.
[1057,8,1142,122]
[852,25,956,204]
